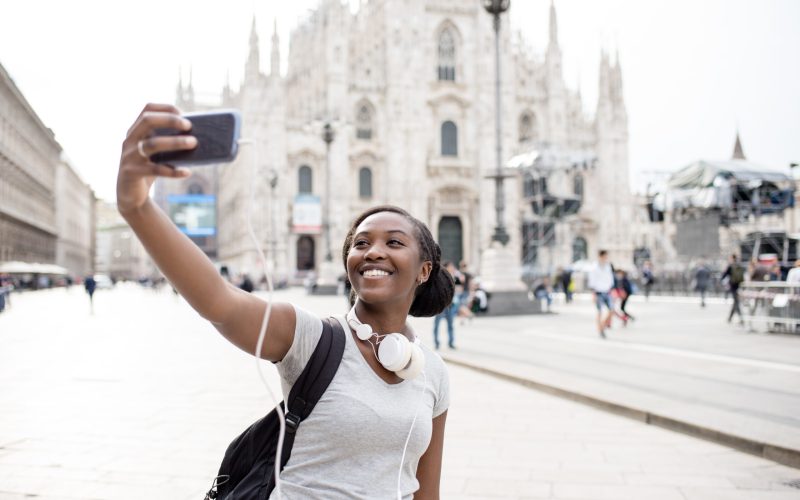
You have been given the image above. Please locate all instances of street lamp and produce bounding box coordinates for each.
[322,122,335,263]
[483,0,511,246]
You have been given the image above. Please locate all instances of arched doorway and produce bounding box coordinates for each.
[572,236,588,263]
[297,236,315,270]
[438,216,463,265]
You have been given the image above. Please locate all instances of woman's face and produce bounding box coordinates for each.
[346,212,431,307]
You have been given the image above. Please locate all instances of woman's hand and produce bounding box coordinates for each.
[116,103,197,215]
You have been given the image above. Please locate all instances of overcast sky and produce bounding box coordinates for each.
[1,0,798,201]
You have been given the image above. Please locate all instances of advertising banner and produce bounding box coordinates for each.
[168,194,216,236]
[293,194,322,234]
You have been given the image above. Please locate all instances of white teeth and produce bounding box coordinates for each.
[363,269,390,277]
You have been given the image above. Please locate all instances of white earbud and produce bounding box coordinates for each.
[346,307,424,380]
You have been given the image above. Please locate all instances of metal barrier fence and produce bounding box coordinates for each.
[739,282,800,334]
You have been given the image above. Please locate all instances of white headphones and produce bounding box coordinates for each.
[346,307,425,380]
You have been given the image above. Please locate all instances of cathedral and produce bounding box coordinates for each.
[155,0,632,285]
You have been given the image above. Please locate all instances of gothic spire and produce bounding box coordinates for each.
[732,131,746,160]
[549,0,559,47]
[270,17,280,78]
[245,15,260,81]
[175,66,183,102]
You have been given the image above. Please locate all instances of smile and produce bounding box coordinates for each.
[362,269,392,277]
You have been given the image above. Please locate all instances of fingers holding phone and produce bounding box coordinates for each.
[117,103,196,214]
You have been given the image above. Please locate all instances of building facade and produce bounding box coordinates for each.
[95,200,151,280]
[55,160,95,277]
[0,62,59,266]
[164,0,632,282]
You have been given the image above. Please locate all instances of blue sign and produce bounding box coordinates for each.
[168,194,217,236]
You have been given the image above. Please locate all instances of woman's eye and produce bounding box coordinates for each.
[388,239,404,246]
[354,240,368,247]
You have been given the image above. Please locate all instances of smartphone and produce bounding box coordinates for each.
[150,109,241,167]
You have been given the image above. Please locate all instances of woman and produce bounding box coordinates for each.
[117,104,452,498]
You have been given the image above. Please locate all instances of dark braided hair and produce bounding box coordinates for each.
[341,205,455,317]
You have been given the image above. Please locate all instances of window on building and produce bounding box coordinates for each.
[441,121,458,156]
[572,237,588,263]
[298,165,313,194]
[519,112,537,143]
[437,29,456,81]
[573,175,584,198]
[356,104,372,140]
[358,167,373,198]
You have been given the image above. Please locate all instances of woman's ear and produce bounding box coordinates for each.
[417,261,433,285]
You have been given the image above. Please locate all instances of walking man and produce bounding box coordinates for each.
[84,275,97,315]
[721,254,744,324]
[588,250,615,339]
[433,261,458,349]
[694,260,712,308]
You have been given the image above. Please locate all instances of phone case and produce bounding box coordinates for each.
[151,109,241,167]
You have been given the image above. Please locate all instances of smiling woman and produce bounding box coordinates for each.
[115,105,453,500]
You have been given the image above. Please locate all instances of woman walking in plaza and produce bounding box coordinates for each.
[116,103,452,499]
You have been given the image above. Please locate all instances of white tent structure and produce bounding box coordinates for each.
[0,261,69,275]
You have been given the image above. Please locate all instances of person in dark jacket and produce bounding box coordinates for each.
[238,274,255,293]
[84,275,97,315]
[694,260,712,308]
[721,254,744,324]
[613,269,634,323]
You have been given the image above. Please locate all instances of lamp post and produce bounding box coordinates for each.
[483,0,511,246]
[313,121,339,294]
[322,122,335,262]
[478,0,540,314]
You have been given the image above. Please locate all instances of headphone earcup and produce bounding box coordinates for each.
[395,342,424,380]
[378,333,412,372]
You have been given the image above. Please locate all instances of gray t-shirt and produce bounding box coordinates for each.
[271,305,450,499]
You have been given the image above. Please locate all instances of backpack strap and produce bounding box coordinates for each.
[272,316,345,477]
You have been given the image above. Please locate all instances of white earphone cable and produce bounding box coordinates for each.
[396,369,427,500]
[238,138,284,499]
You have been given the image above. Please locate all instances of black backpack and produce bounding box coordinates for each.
[205,317,346,500]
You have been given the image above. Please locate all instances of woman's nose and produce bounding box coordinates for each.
[364,242,387,260]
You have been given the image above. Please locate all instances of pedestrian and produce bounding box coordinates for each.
[469,280,489,315]
[786,259,800,284]
[239,274,255,293]
[84,275,96,315]
[694,260,712,308]
[613,269,635,323]
[116,104,451,499]
[433,261,458,349]
[456,261,475,322]
[533,276,554,312]
[641,260,655,300]
[721,254,745,325]
[588,249,615,338]
[557,266,573,303]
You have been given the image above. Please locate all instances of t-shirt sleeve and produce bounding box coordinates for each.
[432,359,450,418]
[275,305,323,389]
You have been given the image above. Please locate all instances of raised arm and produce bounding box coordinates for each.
[116,103,295,361]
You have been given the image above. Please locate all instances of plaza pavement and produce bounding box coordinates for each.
[0,285,798,499]
[433,292,800,469]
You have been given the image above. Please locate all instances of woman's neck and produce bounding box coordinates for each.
[353,301,413,338]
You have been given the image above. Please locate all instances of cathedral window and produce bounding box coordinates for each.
[356,104,373,140]
[358,167,373,198]
[437,29,456,81]
[519,112,537,143]
[298,165,313,194]
[441,121,458,157]
[573,175,584,198]
[572,237,588,263]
